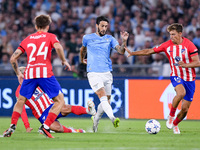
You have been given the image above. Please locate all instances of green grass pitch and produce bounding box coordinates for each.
[0,117,200,150]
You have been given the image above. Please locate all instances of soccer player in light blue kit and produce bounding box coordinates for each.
[80,16,129,132]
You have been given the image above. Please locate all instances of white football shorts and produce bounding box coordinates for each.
[87,71,113,95]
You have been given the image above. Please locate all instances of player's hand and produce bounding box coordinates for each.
[62,60,72,71]
[17,73,24,85]
[179,61,187,68]
[26,127,33,133]
[124,47,132,57]
[120,31,129,41]
[82,59,87,64]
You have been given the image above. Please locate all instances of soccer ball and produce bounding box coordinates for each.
[145,119,161,134]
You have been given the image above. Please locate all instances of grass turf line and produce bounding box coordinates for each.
[0,117,200,150]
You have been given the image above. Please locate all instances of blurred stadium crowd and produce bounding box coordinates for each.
[0,0,200,78]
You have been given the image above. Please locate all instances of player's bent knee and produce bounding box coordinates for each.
[177,93,185,99]
[53,93,64,103]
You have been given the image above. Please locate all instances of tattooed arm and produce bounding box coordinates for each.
[80,46,87,64]
[10,49,24,84]
[115,31,129,54]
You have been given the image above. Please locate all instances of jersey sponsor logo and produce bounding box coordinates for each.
[174,56,181,66]
[175,56,181,62]
[33,89,44,101]
[30,34,46,39]
[173,63,180,66]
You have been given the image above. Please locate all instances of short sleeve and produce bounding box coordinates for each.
[82,35,87,47]
[189,42,198,57]
[153,43,166,53]
[111,36,119,49]
[17,40,26,53]
[51,34,60,46]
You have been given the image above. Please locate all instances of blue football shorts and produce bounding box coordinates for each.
[170,76,195,101]
[20,76,63,99]
[38,104,63,124]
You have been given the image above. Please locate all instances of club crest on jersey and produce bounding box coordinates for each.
[181,49,186,54]
[105,38,109,42]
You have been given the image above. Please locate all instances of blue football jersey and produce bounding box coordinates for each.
[82,33,119,72]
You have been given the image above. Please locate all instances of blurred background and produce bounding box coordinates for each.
[1,0,200,119]
[0,0,200,78]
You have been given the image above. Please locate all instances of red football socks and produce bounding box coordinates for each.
[11,111,21,125]
[21,105,30,129]
[43,112,57,128]
[71,106,87,115]
[169,106,177,117]
[173,117,182,126]
[62,125,72,133]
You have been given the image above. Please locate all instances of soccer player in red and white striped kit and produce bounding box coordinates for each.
[5,14,72,138]
[125,23,200,134]
[15,84,95,134]
[14,88,96,134]
[4,67,96,136]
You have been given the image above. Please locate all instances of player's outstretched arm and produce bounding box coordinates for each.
[54,42,71,71]
[80,46,87,64]
[125,47,155,57]
[10,49,24,84]
[179,55,200,68]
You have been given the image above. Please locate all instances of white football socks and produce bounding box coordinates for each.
[95,103,104,119]
[100,96,115,121]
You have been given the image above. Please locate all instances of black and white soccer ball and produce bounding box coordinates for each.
[145,119,161,134]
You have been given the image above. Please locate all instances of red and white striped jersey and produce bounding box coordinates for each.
[153,37,198,81]
[16,85,53,119]
[17,31,60,79]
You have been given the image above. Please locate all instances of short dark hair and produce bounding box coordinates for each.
[34,15,52,29]
[167,23,183,33]
[96,16,109,25]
